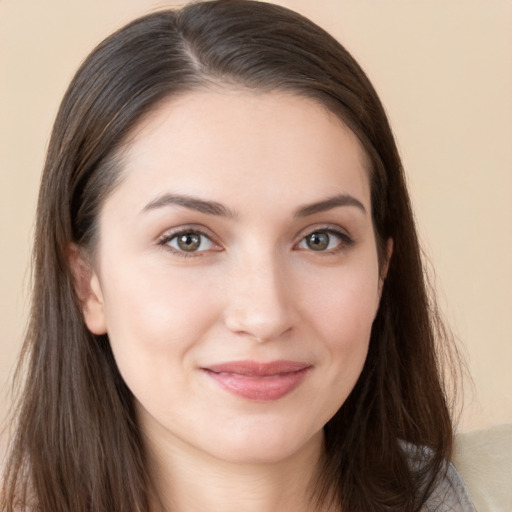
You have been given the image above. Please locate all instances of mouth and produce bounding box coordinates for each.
[201,360,312,401]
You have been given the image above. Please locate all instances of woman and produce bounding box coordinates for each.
[1,1,475,511]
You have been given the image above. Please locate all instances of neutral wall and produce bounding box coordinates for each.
[1,0,511,437]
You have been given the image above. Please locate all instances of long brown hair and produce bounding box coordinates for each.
[2,1,459,510]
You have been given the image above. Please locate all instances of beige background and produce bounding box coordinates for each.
[1,0,511,438]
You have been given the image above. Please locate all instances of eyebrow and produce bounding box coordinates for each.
[295,194,367,217]
[141,192,366,218]
[142,193,237,218]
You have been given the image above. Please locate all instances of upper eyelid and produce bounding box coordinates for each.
[157,224,218,243]
[157,228,223,258]
[293,226,355,254]
[294,223,352,241]
[156,223,353,249]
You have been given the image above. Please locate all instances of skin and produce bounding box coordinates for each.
[76,89,390,512]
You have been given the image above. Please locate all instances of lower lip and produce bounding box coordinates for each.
[204,368,310,401]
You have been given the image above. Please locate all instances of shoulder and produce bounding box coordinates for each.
[423,462,476,512]
[452,424,512,512]
[400,441,476,512]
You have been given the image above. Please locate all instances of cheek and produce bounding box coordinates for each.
[302,260,380,343]
[298,260,379,390]
[98,257,221,388]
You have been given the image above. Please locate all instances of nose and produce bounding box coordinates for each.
[223,253,297,342]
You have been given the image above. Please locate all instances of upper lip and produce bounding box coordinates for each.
[203,360,311,376]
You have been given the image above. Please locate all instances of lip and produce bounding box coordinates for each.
[202,360,312,401]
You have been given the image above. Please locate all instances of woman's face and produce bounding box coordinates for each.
[81,90,385,465]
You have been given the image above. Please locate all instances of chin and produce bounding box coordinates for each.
[203,425,324,466]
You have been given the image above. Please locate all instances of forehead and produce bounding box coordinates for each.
[112,89,371,213]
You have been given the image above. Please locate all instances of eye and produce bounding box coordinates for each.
[161,230,218,253]
[297,229,351,252]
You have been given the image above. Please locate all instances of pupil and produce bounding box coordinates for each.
[308,232,329,251]
[178,233,200,251]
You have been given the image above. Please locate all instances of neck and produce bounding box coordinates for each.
[145,429,332,512]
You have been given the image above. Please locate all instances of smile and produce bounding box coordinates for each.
[202,360,312,401]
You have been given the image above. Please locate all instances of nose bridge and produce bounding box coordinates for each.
[224,247,295,341]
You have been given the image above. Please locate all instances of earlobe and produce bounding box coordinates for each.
[68,244,107,335]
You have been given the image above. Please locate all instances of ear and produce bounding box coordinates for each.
[68,244,107,335]
[378,238,394,299]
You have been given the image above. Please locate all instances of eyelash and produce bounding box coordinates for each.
[157,225,354,258]
[294,226,354,254]
[157,227,221,258]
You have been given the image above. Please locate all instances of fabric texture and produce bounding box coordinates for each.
[402,441,476,511]
[453,423,512,512]
[424,461,477,512]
